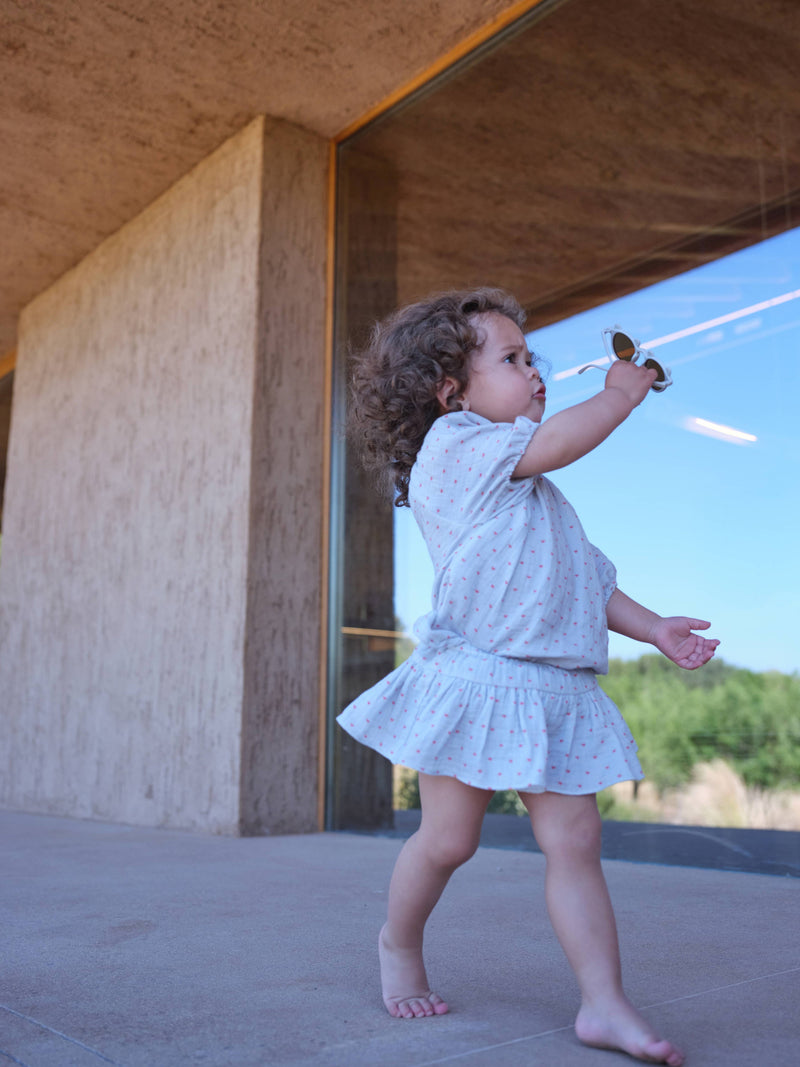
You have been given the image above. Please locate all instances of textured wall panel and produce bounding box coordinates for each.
[0,120,267,831]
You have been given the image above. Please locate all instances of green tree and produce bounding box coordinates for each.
[601,656,800,792]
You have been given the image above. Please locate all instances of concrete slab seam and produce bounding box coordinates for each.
[638,964,800,1010]
[0,1004,120,1066]
[411,965,800,1066]
[414,1023,574,1067]
[0,1044,32,1067]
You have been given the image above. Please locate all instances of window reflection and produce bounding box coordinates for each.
[0,369,13,540]
[332,0,800,841]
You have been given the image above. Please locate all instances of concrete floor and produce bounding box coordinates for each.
[2,810,798,1066]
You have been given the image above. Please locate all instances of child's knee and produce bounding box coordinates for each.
[423,829,480,871]
[534,795,602,859]
[569,802,602,856]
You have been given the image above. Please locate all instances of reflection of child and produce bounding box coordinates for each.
[338,288,719,1065]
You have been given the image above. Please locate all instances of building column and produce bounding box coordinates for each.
[0,117,328,834]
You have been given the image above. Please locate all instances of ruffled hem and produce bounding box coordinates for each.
[336,643,642,794]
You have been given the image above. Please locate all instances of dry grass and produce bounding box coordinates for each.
[607,760,800,830]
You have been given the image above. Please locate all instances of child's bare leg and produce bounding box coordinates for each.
[381,773,492,1019]
[521,791,684,1067]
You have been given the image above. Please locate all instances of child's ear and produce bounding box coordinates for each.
[437,377,468,413]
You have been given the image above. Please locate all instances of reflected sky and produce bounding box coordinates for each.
[395,228,800,674]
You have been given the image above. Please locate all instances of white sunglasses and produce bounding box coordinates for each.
[579,327,672,392]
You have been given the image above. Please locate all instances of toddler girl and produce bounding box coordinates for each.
[337,287,719,1066]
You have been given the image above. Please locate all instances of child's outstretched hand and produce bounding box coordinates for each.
[604,358,658,407]
[650,617,720,670]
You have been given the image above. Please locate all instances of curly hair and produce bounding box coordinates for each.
[348,287,529,507]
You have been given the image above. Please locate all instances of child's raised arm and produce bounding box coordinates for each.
[513,359,657,479]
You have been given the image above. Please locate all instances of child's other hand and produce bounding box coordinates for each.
[651,617,720,670]
[604,359,658,407]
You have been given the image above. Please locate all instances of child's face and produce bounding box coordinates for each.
[460,312,546,424]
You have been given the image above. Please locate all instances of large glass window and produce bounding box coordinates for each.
[330,0,800,838]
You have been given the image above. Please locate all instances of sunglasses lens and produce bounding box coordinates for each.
[612,332,636,361]
[644,357,666,382]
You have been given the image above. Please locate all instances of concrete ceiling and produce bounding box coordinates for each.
[4,0,799,356]
[0,0,531,354]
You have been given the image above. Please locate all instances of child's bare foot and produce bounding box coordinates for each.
[378,924,449,1019]
[575,996,684,1065]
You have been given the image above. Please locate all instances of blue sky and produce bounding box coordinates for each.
[395,228,800,675]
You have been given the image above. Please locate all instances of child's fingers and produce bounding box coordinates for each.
[606,360,656,401]
[686,618,711,630]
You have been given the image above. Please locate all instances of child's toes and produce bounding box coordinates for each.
[642,1038,684,1066]
[405,997,429,1018]
[389,993,448,1019]
[431,994,449,1015]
